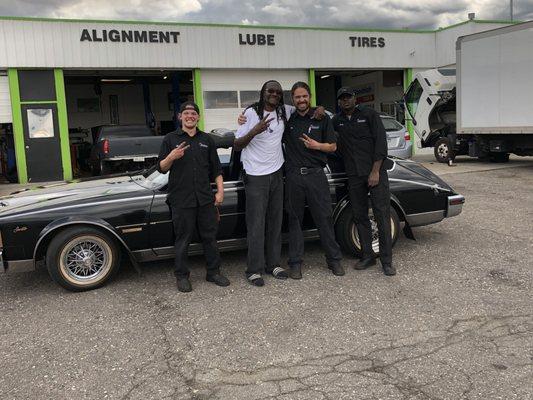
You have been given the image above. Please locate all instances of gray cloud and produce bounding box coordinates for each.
[0,0,531,29]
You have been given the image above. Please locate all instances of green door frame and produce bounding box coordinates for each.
[7,68,72,183]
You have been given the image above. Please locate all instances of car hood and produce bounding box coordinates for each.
[393,159,454,192]
[0,173,150,216]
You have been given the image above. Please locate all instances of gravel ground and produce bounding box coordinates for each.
[0,155,532,400]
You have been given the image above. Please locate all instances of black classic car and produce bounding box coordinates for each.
[0,131,464,291]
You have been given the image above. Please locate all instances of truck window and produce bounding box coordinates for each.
[405,79,423,119]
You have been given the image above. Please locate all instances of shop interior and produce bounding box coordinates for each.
[314,69,406,123]
[64,69,193,178]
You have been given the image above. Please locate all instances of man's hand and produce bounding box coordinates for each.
[368,170,380,187]
[312,106,326,120]
[214,191,224,206]
[169,142,190,161]
[299,134,322,150]
[237,113,247,126]
[253,115,275,135]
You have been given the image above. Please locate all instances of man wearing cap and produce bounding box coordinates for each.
[157,101,231,292]
[333,87,396,276]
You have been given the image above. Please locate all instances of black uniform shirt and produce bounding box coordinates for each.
[332,105,388,177]
[283,108,337,169]
[157,128,222,208]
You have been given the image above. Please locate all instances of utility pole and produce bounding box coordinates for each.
[510,0,514,21]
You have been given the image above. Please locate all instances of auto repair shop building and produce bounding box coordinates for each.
[0,16,512,183]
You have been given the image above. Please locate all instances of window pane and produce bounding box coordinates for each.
[381,117,403,132]
[405,79,423,118]
[240,91,259,108]
[204,91,238,109]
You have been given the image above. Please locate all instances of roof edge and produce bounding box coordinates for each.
[0,15,521,34]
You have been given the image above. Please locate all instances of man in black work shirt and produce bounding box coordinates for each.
[333,87,396,276]
[284,81,343,279]
[157,101,230,292]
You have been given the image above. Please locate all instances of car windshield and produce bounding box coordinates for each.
[404,78,423,119]
[381,117,404,132]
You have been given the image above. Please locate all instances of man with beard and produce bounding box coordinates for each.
[234,80,291,286]
[333,87,396,276]
[157,102,231,292]
[283,81,343,279]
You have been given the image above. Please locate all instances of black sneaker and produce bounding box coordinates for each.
[247,274,265,286]
[206,273,230,287]
[289,265,302,280]
[268,266,288,280]
[328,264,345,276]
[382,264,397,276]
[354,256,377,270]
[176,277,192,292]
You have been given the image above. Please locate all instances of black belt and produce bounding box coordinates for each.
[289,167,323,175]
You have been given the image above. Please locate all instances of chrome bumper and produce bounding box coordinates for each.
[447,194,465,218]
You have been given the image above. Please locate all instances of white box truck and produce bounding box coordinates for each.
[404,21,533,163]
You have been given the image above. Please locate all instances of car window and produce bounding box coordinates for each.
[381,117,404,132]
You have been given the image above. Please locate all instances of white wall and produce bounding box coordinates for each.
[0,19,436,69]
[435,21,510,67]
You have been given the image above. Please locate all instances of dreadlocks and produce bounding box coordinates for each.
[247,80,288,125]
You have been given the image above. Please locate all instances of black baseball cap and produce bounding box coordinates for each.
[179,101,200,114]
[336,87,355,99]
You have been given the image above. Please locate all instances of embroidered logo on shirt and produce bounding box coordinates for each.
[199,143,209,148]
[310,125,320,130]
[357,119,366,123]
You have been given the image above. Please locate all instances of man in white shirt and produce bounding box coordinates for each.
[234,80,292,286]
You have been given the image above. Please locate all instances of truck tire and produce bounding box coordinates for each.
[46,226,121,292]
[434,138,451,163]
[335,206,400,257]
[489,153,510,163]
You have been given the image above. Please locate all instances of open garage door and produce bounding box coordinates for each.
[315,69,405,123]
[63,70,192,178]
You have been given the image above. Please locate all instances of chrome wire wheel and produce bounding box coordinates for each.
[350,211,397,255]
[59,235,113,286]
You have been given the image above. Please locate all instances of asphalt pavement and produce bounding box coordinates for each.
[1,154,532,400]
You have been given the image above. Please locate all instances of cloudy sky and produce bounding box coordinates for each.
[1,0,532,30]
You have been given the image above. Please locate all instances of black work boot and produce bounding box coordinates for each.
[176,277,192,292]
[289,265,302,280]
[328,264,345,276]
[206,273,230,287]
[354,256,376,270]
[382,264,397,276]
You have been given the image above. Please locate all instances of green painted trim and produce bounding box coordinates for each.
[192,69,204,131]
[7,69,27,183]
[54,69,72,181]
[308,69,317,107]
[403,68,415,156]
[20,100,58,104]
[0,15,451,34]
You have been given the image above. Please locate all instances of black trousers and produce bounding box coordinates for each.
[347,171,392,265]
[171,203,221,279]
[243,168,284,277]
[286,169,342,268]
